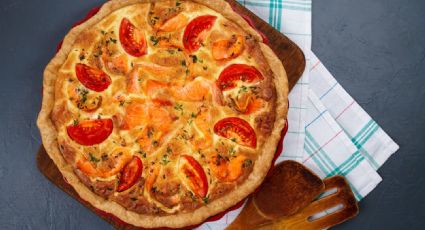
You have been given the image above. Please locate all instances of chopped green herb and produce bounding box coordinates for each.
[238,85,248,94]
[242,159,253,168]
[230,137,237,142]
[101,154,108,161]
[150,36,159,46]
[203,66,208,70]
[130,197,138,201]
[109,37,117,43]
[166,146,173,154]
[188,191,197,201]
[229,146,236,157]
[94,49,103,58]
[174,103,183,112]
[152,140,159,147]
[88,153,100,163]
[150,17,158,25]
[73,119,79,126]
[181,60,187,66]
[78,88,89,103]
[147,128,154,138]
[138,151,147,158]
[190,55,198,63]
[202,196,210,204]
[176,1,181,6]
[161,154,171,165]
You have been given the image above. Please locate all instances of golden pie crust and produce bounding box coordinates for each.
[37,0,288,228]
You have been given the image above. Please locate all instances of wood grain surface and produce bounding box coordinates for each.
[36,0,306,229]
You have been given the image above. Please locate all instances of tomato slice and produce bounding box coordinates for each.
[180,155,208,198]
[67,119,113,146]
[216,64,264,91]
[183,15,217,52]
[119,18,147,57]
[75,64,111,92]
[214,117,257,148]
[117,156,143,192]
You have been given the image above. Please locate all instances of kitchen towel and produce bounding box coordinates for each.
[197,0,399,229]
[308,52,399,170]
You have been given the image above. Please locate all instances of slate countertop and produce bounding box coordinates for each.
[0,0,424,229]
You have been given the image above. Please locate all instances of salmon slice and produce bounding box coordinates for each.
[171,79,223,104]
[102,52,129,75]
[231,93,264,114]
[245,97,264,114]
[76,148,132,178]
[137,62,175,76]
[127,68,141,93]
[192,110,213,149]
[127,63,174,94]
[122,103,149,130]
[144,79,169,98]
[208,154,247,182]
[212,35,245,60]
[145,164,161,192]
[148,106,174,132]
[159,13,189,32]
[172,80,210,101]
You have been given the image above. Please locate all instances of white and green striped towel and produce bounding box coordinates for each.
[197,1,398,229]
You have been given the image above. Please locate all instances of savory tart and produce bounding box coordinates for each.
[37,0,288,228]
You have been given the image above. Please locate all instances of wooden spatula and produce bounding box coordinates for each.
[226,161,325,230]
[256,176,359,230]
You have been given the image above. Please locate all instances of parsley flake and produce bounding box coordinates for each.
[150,36,159,46]
[174,103,184,112]
[202,196,210,204]
[161,154,171,165]
[88,153,100,163]
[242,159,253,168]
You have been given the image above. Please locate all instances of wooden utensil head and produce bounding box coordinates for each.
[257,176,359,230]
[226,161,324,230]
[253,160,325,219]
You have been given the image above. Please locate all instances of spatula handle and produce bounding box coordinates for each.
[226,198,272,230]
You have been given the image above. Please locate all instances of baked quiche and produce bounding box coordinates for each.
[37,0,288,228]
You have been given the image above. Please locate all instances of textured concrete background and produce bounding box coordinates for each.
[0,0,424,229]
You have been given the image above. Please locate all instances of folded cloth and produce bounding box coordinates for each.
[303,89,382,201]
[308,52,399,170]
[197,0,398,229]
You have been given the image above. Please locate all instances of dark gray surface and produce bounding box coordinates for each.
[0,0,424,229]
